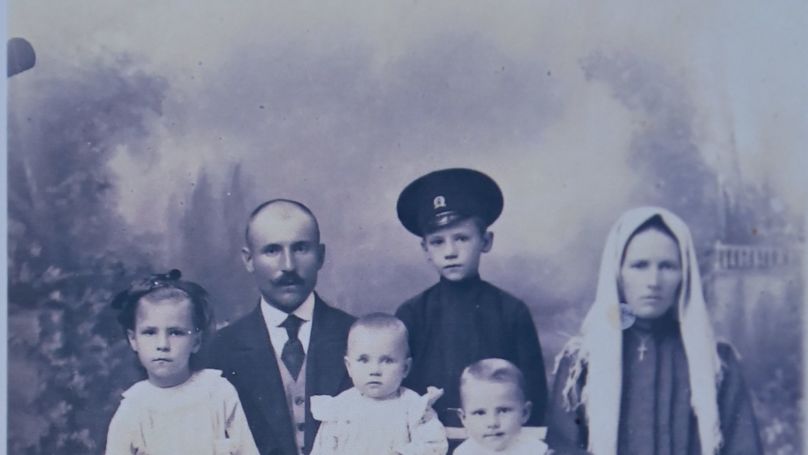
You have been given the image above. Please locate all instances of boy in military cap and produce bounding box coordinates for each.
[394,168,548,432]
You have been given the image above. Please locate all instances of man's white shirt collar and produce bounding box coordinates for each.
[261,292,315,356]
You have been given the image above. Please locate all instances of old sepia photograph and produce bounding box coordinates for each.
[6,2,806,454]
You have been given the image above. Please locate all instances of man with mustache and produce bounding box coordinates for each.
[209,199,355,455]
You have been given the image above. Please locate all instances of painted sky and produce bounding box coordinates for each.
[8,1,807,328]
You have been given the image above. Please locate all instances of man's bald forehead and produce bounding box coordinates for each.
[245,199,321,246]
[254,199,315,219]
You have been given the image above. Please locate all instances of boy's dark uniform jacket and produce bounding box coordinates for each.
[209,295,354,455]
[395,276,548,428]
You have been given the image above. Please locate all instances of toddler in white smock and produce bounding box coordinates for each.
[310,313,448,455]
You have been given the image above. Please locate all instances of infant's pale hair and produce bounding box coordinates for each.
[460,358,527,406]
[347,312,410,357]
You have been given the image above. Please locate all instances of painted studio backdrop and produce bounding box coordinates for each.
[7,2,806,454]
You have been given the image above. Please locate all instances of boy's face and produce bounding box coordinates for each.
[344,326,412,400]
[127,297,201,388]
[421,218,493,281]
[460,379,531,452]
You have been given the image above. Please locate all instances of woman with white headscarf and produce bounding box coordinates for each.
[545,207,762,455]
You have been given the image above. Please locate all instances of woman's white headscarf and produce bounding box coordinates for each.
[557,206,723,455]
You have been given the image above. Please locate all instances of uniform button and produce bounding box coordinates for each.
[297,423,305,432]
[294,396,305,406]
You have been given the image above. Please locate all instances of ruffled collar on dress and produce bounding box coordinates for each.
[122,369,225,409]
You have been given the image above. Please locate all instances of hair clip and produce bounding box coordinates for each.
[111,269,183,309]
[150,269,182,286]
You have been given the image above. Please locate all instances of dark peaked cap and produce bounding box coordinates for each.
[396,168,504,236]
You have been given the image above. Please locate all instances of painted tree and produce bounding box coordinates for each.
[8,60,166,454]
[169,163,257,325]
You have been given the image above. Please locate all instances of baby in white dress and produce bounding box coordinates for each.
[105,270,259,455]
[310,313,448,455]
[455,359,548,455]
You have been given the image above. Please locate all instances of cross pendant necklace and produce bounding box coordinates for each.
[637,335,650,361]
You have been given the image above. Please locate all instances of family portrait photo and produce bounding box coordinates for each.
[6,1,806,454]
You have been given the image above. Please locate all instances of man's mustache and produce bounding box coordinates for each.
[273,273,304,286]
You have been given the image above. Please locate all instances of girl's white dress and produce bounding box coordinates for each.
[105,369,259,455]
[453,432,548,455]
[310,387,448,455]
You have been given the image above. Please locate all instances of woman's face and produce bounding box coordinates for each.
[619,227,682,319]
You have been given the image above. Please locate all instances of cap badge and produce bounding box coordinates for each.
[433,195,447,210]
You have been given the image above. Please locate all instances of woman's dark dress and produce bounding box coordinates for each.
[546,316,763,455]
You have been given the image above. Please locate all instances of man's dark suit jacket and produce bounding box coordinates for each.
[208,295,354,455]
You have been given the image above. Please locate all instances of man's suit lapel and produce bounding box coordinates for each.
[236,306,297,454]
[304,295,350,451]
[307,296,349,394]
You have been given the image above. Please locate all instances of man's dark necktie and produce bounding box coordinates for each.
[280,314,305,380]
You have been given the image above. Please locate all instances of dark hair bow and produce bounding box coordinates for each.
[111,269,183,309]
